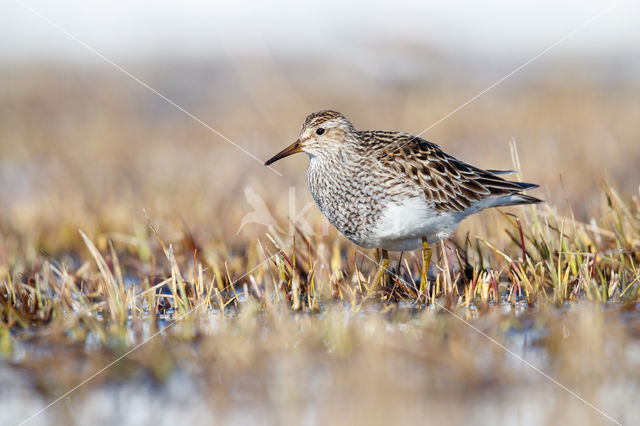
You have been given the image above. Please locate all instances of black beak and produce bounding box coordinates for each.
[264,139,302,166]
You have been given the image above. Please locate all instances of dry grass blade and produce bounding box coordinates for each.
[79,229,124,322]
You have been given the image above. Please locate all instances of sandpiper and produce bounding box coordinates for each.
[265,110,541,289]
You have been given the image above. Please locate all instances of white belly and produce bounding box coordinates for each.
[369,197,464,251]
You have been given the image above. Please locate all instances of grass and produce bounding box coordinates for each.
[1,65,640,425]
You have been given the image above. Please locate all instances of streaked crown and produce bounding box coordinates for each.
[301,110,355,135]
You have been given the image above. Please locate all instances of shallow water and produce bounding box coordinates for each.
[2,302,639,426]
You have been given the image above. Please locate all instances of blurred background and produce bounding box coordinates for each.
[2,0,640,256]
[2,2,640,425]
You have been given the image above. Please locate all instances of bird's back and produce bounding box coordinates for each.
[361,131,542,212]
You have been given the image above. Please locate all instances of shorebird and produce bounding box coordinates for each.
[265,110,541,289]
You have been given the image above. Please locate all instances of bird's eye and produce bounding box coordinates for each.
[315,128,325,135]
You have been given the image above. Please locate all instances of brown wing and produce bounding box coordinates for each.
[374,133,536,213]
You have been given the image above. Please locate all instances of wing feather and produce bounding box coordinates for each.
[371,132,537,213]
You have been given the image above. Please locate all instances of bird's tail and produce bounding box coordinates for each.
[500,193,544,206]
[469,165,543,208]
[493,181,543,207]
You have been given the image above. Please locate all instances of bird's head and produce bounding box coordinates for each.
[264,110,356,165]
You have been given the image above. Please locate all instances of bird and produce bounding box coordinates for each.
[264,110,542,289]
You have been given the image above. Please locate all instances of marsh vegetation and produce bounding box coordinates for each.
[1,63,640,425]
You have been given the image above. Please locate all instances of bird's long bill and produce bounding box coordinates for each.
[264,139,302,166]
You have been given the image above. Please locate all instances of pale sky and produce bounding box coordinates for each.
[1,0,638,64]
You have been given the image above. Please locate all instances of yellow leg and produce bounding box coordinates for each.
[370,249,389,292]
[420,238,432,293]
